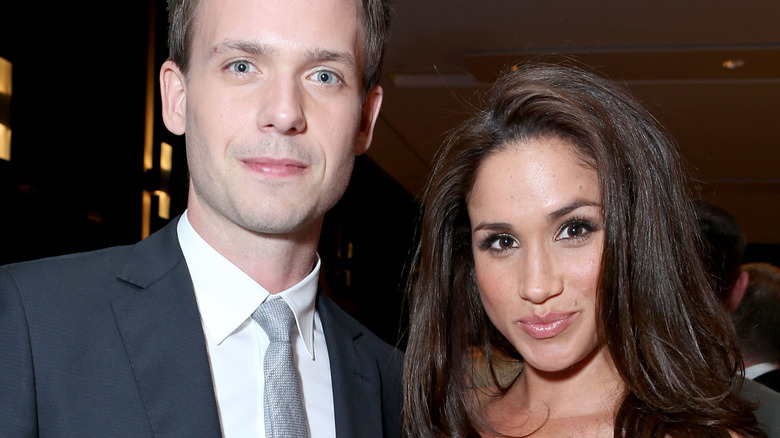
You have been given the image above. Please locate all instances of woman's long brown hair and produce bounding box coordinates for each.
[403,61,765,438]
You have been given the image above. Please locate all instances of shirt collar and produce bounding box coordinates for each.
[177,211,320,359]
[745,362,780,380]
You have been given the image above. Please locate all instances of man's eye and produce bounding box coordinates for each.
[310,70,341,85]
[228,60,255,74]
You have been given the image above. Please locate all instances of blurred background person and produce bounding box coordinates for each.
[694,199,749,312]
[695,199,780,435]
[732,262,780,392]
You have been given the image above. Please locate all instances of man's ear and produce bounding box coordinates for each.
[725,270,749,313]
[160,60,187,135]
[354,85,384,155]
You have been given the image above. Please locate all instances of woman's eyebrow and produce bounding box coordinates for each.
[546,199,601,223]
[472,222,512,233]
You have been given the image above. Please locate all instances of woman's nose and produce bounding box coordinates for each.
[518,245,564,304]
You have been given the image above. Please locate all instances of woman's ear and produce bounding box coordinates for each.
[160,60,187,135]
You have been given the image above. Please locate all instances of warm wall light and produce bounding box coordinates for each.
[141,140,174,235]
[722,59,745,70]
[153,190,171,220]
[157,142,173,219]
[142,0,161,239]
[0,56,12,161]
[160,141,172,172]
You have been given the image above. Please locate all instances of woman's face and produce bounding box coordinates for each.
[467,136,604,373]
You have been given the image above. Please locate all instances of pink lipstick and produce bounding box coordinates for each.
[517,312,576,339]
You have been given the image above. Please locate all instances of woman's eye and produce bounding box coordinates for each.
[558,221,593,240]
[228,60,255,74]
[489,234,517,251]
[561,224,582,239]
[310,70,341,85]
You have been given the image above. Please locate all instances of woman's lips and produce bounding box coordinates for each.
[517,312,576,339]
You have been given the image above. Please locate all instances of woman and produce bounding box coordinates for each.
[403,62,765,437]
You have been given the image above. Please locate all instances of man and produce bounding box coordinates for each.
[695,199,780,436]
[732,262,780,392]
[0,0,401,436]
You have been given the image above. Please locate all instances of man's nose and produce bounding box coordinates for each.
[256,74,306,135]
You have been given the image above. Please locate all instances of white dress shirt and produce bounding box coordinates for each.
[746,362,780,380]
[177,212,336,438]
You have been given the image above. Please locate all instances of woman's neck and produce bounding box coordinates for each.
[480,345,625,437]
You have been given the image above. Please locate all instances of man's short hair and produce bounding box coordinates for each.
[165,0,393,95]
[731,262,780,363]
[694,199,746,303]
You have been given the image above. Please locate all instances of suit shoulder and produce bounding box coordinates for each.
[317,293,404,361]
[1,218,182,295]
[0,246,141,319]
[741,378,780,435]
[2,244,135,285]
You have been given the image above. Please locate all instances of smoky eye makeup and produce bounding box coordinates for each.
[476,232,519,254]
[556,215,602,242]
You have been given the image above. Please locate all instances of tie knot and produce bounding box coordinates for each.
[252,299,296,343]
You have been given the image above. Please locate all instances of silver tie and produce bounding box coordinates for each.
[252,299,309,438]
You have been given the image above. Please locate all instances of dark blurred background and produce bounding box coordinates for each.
[0,0,418,348]
[2,0,779,348]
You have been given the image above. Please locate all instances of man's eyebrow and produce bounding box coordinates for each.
[205,41,357,69]
[207,40,271,61]
[303,49,357,69]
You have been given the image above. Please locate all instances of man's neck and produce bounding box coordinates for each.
[185,210,322,293]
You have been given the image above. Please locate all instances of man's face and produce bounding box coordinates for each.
[162,0,382,238]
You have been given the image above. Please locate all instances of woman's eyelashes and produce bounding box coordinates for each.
[475,217,601,254]
[555,217,600,242]
[479,233,519,254]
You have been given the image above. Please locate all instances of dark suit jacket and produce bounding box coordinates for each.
[754,369,780,394]
[741,378,780,437]
[0,219,403,437]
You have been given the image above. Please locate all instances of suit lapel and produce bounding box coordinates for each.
[754,368,780,392]
[112,219,222,437]
[318,293,384,438]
